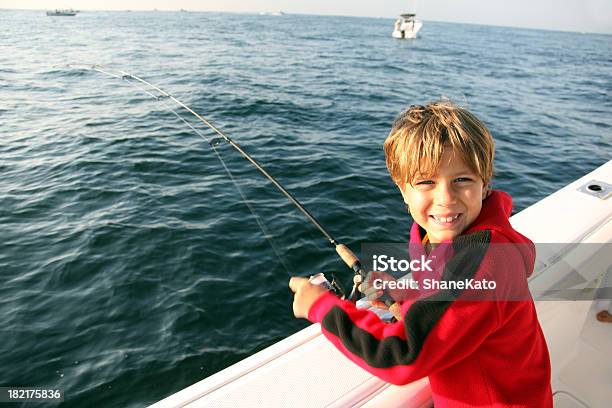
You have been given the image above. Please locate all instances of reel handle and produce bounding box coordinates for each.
[335,244,395,308]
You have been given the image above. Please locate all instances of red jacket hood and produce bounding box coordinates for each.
[466,190,535,277]
[410,190,536,277]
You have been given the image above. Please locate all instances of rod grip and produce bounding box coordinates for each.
[337,244,397,312]
[335,244,360,269]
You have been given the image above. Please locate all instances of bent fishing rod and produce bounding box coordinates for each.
[63,63,371,302]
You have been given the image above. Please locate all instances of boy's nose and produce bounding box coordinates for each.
[433,183,457,205]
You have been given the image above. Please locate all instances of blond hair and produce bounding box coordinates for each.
[384,101,495,187]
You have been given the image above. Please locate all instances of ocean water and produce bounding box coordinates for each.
[1,9,610,407]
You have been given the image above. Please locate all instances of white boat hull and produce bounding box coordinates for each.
[392,21,423,39]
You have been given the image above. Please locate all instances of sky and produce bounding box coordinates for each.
[2,0,612,34]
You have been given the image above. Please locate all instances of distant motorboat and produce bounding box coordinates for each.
[392,13,423,39]
[259,11,285,16]
[46,9,77,16]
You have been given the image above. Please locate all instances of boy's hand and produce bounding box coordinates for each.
[358,271,401,301]
[358,271,404,321]
[289,277,330,319]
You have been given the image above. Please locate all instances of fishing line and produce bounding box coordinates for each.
[61,64,371,301]
[93,66,293,276]
[160,91,292,277]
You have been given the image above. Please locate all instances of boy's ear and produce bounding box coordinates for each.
[482,184,491,200]
[398,184,410,204]
[398,184,412,214]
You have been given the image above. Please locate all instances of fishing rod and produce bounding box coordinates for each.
[62,63,372,302]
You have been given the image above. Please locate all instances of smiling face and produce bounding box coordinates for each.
[400,148,487,244]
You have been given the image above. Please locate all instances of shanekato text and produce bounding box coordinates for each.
[373,278,497,291]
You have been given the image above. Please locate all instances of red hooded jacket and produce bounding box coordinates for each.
[308,190,552,407]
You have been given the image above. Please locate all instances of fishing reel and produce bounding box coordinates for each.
[308,273,345,298]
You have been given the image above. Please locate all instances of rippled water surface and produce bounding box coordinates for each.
[1,9,611,407]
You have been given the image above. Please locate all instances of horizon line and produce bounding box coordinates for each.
[2,7,610,35]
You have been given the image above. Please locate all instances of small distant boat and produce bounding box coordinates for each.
[392,13,423,39]
[46,9,78,16]
[259,11,285,16]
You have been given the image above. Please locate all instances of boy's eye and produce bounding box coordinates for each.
[415,180,434,185]
[455,177,472,182]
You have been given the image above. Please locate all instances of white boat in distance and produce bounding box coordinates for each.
[46,9,78,16]
[259,11,285,16]
[392,13,423,39]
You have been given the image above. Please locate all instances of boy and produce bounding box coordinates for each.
[289,101,552,407]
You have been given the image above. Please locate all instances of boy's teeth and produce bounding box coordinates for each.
[433,214,460,223]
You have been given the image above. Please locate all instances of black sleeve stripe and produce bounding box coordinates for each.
[321,230,491,368]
